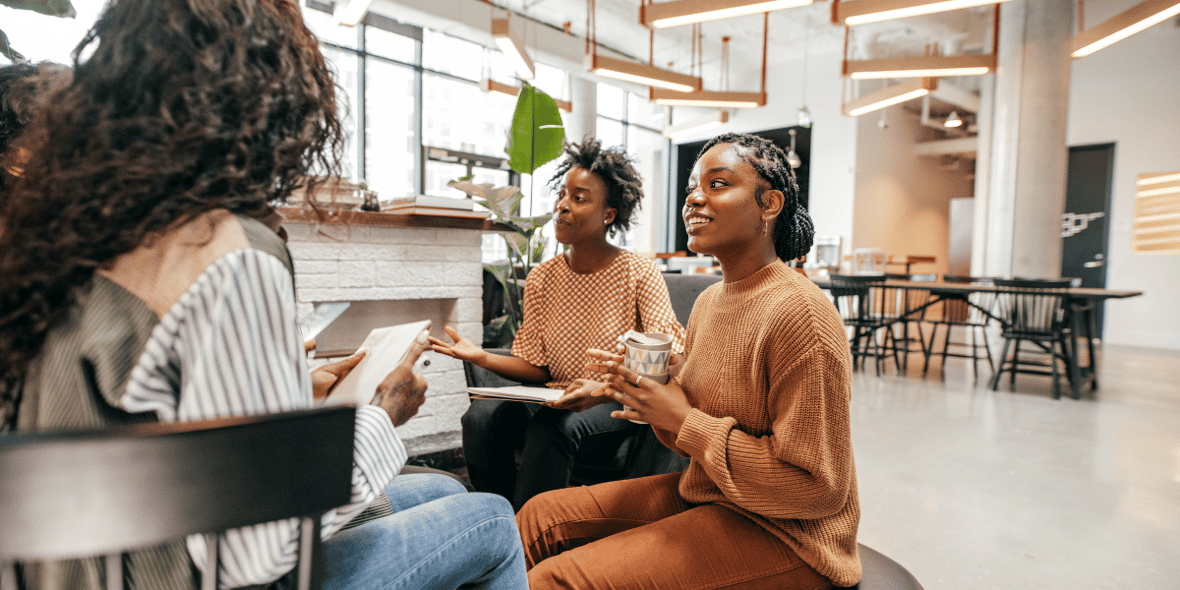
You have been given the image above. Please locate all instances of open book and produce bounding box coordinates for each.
[467,386,563,404]
[323,319,431,407]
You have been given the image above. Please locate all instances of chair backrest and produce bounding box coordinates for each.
[938,275,997,324]
[827,274,884,322]
[852,248,886,275]
[0,406,356,590]
[992,278,1072,335]
[662,272,723,327]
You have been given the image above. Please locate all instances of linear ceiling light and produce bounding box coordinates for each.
[335,0,374,26]
[586,53,702,93]
[650,88,767,108]
[844,54,995,79]
[481,79,572,112]
[843,78,937,116]
[664,111,729,139]
[1072,0,1180,58]
[834,0,1015,26]
[640,0,813,29]
[492,18,535,81]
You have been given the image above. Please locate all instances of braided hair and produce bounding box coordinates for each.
[549,136,644,235]
[697,133,814,261]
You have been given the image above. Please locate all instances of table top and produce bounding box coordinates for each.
[810,278,1143,301]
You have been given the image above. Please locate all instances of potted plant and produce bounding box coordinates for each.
[447,82,565,347]
[1,0,77,63]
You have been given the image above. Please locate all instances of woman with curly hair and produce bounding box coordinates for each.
[517,133,861,589]
[0,1,525,589]
[431,136,686,510]
[0,62,68,191]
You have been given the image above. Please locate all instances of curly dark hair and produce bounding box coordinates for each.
[0,62,68,191]
[0,0,343,428]
[697,133,814,261]
[549,136,644,235]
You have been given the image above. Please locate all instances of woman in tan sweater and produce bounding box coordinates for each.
[515,133,861,589]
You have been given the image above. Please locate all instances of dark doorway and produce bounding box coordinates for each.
[672,126,811,254]
[1063,143,1114,338]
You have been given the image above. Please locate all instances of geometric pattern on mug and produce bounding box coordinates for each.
[625,349,669,374]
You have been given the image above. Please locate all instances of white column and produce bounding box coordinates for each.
[567,76,597,145]
[983,0,1073,279]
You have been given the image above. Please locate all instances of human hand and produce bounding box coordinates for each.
[428,326,487,364]
[310,350,366,400]
[546,379,612,412]
[585,349,692,435]
[370,336,430,426]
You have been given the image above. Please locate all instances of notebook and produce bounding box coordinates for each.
[323,319,432,407]
[467,385,563,404]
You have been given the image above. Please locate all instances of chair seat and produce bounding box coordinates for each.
[849,544,924,590]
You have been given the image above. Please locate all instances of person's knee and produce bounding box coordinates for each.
[420,472,468,497]
[461,400,495,433]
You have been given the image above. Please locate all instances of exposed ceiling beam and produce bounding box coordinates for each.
[915,136,978,156]
[930,82,980,113]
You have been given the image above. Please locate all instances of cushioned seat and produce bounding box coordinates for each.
[850,544,924,590]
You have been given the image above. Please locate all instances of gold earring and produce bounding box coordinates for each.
[762,218,769,235]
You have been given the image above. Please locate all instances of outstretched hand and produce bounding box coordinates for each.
[428,325,487,364]
[585,348,692,435]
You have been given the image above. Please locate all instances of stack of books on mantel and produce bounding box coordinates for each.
[380,195,490,219]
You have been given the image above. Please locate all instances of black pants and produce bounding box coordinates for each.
[461,398,639,511]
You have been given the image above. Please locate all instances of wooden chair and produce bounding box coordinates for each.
[922,275,997,380]
[0,406,356,590]
[990,278,1079,399]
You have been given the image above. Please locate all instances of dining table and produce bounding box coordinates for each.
[810,276,1144,394]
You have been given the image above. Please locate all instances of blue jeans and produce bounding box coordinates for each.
[322,474,527,590]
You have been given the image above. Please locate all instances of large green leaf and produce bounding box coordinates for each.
[1,0,77,18]
[506,83,565,175]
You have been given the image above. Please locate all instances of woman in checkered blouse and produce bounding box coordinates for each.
[431,136,686,510]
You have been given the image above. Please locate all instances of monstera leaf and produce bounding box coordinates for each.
[506,83,565,175]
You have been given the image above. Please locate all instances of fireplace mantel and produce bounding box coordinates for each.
[276,206,513,233]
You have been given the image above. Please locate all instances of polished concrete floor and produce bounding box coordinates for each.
[851,343,1180,589]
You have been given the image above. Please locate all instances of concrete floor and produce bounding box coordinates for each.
[851,344,1180,589]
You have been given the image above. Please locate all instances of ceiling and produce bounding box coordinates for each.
[502,0,993,95]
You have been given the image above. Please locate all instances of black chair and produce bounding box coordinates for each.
[922,275,997,380]
[0,407,355,590]
[851,544,925,590]
[990,278,1079,399]
[829,274,901,375]
[884,273,936,374]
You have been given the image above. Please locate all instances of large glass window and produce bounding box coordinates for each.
[319,45,362,183]
[594,88,670,252]
[423,73,516,159]
[365,57,417,199]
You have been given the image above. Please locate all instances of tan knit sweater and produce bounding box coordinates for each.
[654,261,861,587]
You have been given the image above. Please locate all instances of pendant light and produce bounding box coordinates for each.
[944,110,962,128]
[650,15,769,108]
[797,25,811,127]
[586,0,702,92]
[786,128,802,169]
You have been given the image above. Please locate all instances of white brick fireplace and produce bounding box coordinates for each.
[281,209,499,455]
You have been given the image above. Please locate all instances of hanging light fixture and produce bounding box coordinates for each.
[641,0,813,29]
[664,110,729,139]
[481,79,572,112]
[492,17,535,81]
[586,0,702,92]
[786,128,803,168]
[1073,0,1180,58]
[845,54,995,79]
[834,0,1016,26]
[649,17,770,108]
[843,78,937,116]
[944,110,962,128]
[335,0,375,26]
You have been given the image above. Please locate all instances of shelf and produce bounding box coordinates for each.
[277,206,514,232]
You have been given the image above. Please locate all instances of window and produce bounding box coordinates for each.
[365,57,418,199]
[594,88,670,252]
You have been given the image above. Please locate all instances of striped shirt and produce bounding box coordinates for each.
[16,214,405,589]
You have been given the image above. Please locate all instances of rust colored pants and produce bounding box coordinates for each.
[516,473,834,590]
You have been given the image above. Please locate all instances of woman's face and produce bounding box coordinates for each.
[553,167,616,246]
[682,143,768,259]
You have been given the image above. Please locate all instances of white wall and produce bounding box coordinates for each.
[1067,2,1180,350]
[851,103,974,277]
[671,45,859,259]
